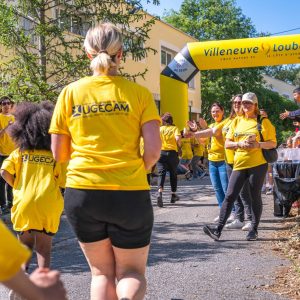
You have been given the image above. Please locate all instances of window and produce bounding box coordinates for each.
[161,47,176,66]
[55,8,89,36]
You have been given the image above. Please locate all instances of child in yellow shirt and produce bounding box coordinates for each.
[1,102,65,270]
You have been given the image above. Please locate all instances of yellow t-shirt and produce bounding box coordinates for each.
[207,119,227,162]
[220,117,235,164]
[226,116,277,170]
[140,138,150,175]
[192,137,205,157]
[0,114,16,156]
[49,76,160,190]
[1,149,65,233]
[180,137,193,159]
[160,125,181,151]
[0,220,31,281]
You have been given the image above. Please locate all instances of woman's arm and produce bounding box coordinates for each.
[142,120,161,171]
[0,170,14,187]
[51,134,71,163]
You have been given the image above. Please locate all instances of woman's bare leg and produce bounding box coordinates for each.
[114,245,150,300]
[79,238,117,300]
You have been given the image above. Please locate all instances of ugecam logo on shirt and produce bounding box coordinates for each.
[72,101,130,118]
[22,154,54,165]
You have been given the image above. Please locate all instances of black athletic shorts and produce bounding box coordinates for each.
[64,188,154,249]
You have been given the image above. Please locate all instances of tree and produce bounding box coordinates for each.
[0,0,159,102]
[163,0,265,119]
[265,64,300,86]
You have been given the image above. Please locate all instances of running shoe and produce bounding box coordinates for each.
[203,225,221,241]
[9,290,25,300]
[266,188,273,195]
[157,193,163,208]
[226,213,235,223]
[246,229,258,241]
[170,193,180,203]
[225,219,244,229]
[242,221,252,231]
[198,171,206,179]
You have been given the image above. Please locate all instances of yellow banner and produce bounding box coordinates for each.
[160,75,188,130]
[188,34,300,70]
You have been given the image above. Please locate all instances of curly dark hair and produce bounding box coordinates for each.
[8,101,54,151]
[161,112,173,125]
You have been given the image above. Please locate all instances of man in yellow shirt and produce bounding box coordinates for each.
[0,96,15,214]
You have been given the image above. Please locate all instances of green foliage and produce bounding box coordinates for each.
[163,0,298,144]
[265,64,300,86]
[253,87,299,144]
[163,0,265,118]
[0,0,159,102]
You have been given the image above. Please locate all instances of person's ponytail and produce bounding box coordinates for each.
[84,23,122,75]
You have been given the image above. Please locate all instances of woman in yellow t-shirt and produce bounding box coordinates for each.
[0,220,67,300]
[203,92,277,241]
[157,112,181,207]
[190,103,229,221]
[1,102,65,271]
[0,96,15,214]
[49,23,161,300]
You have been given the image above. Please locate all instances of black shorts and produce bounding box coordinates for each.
[64,188,154,249]
[17,229,55,236]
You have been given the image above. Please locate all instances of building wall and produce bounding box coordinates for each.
[122,15,202,119]
[263,74,297,100]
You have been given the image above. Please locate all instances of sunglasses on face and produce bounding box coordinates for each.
[1,101,11,106]
[233,101,241,105]
[242,101,253,106]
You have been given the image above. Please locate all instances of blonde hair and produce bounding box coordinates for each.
[84,23,123,74]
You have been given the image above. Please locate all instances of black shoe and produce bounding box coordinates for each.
[203,225,221,241]
[170,194,179,203]
[0,205,10,215]
[157,193,163,208]
[246,229,258,241]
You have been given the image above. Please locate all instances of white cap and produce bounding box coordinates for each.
[242,92,258,105]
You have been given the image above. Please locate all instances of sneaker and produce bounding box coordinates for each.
[203,225,221,241]
[242,221,252,231]
[157,193,163,208]
[185,171,192,180]
[198,171,206,179]
[225,219,244,229]
[226,213,235,223]
[170,194,179,203]
[246,229,258,241]
[9,290,25,300]
[0,205,10,215]
[213,215,219,223]
[266,188,273,195]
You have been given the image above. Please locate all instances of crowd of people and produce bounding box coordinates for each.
[0,22,299,300]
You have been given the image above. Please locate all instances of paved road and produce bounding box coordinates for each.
[0,177,290,300]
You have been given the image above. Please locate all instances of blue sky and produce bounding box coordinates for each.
[141,0,300,36]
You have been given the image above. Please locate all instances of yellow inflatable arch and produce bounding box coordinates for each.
[160,34,300,130]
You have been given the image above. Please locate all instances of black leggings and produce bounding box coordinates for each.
[218,163,268,232]
[156,150,179,192]
[226,163,252,222]
[0,155,13,208]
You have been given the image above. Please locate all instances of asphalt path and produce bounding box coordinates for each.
[0,177,290,300]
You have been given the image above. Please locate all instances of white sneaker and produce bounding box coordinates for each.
[266,188,273,195]
[213,215,219,223]
[226,213,235,223]
[9,290,25,300]
[242,221,252,231]
[225,219,244,229]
